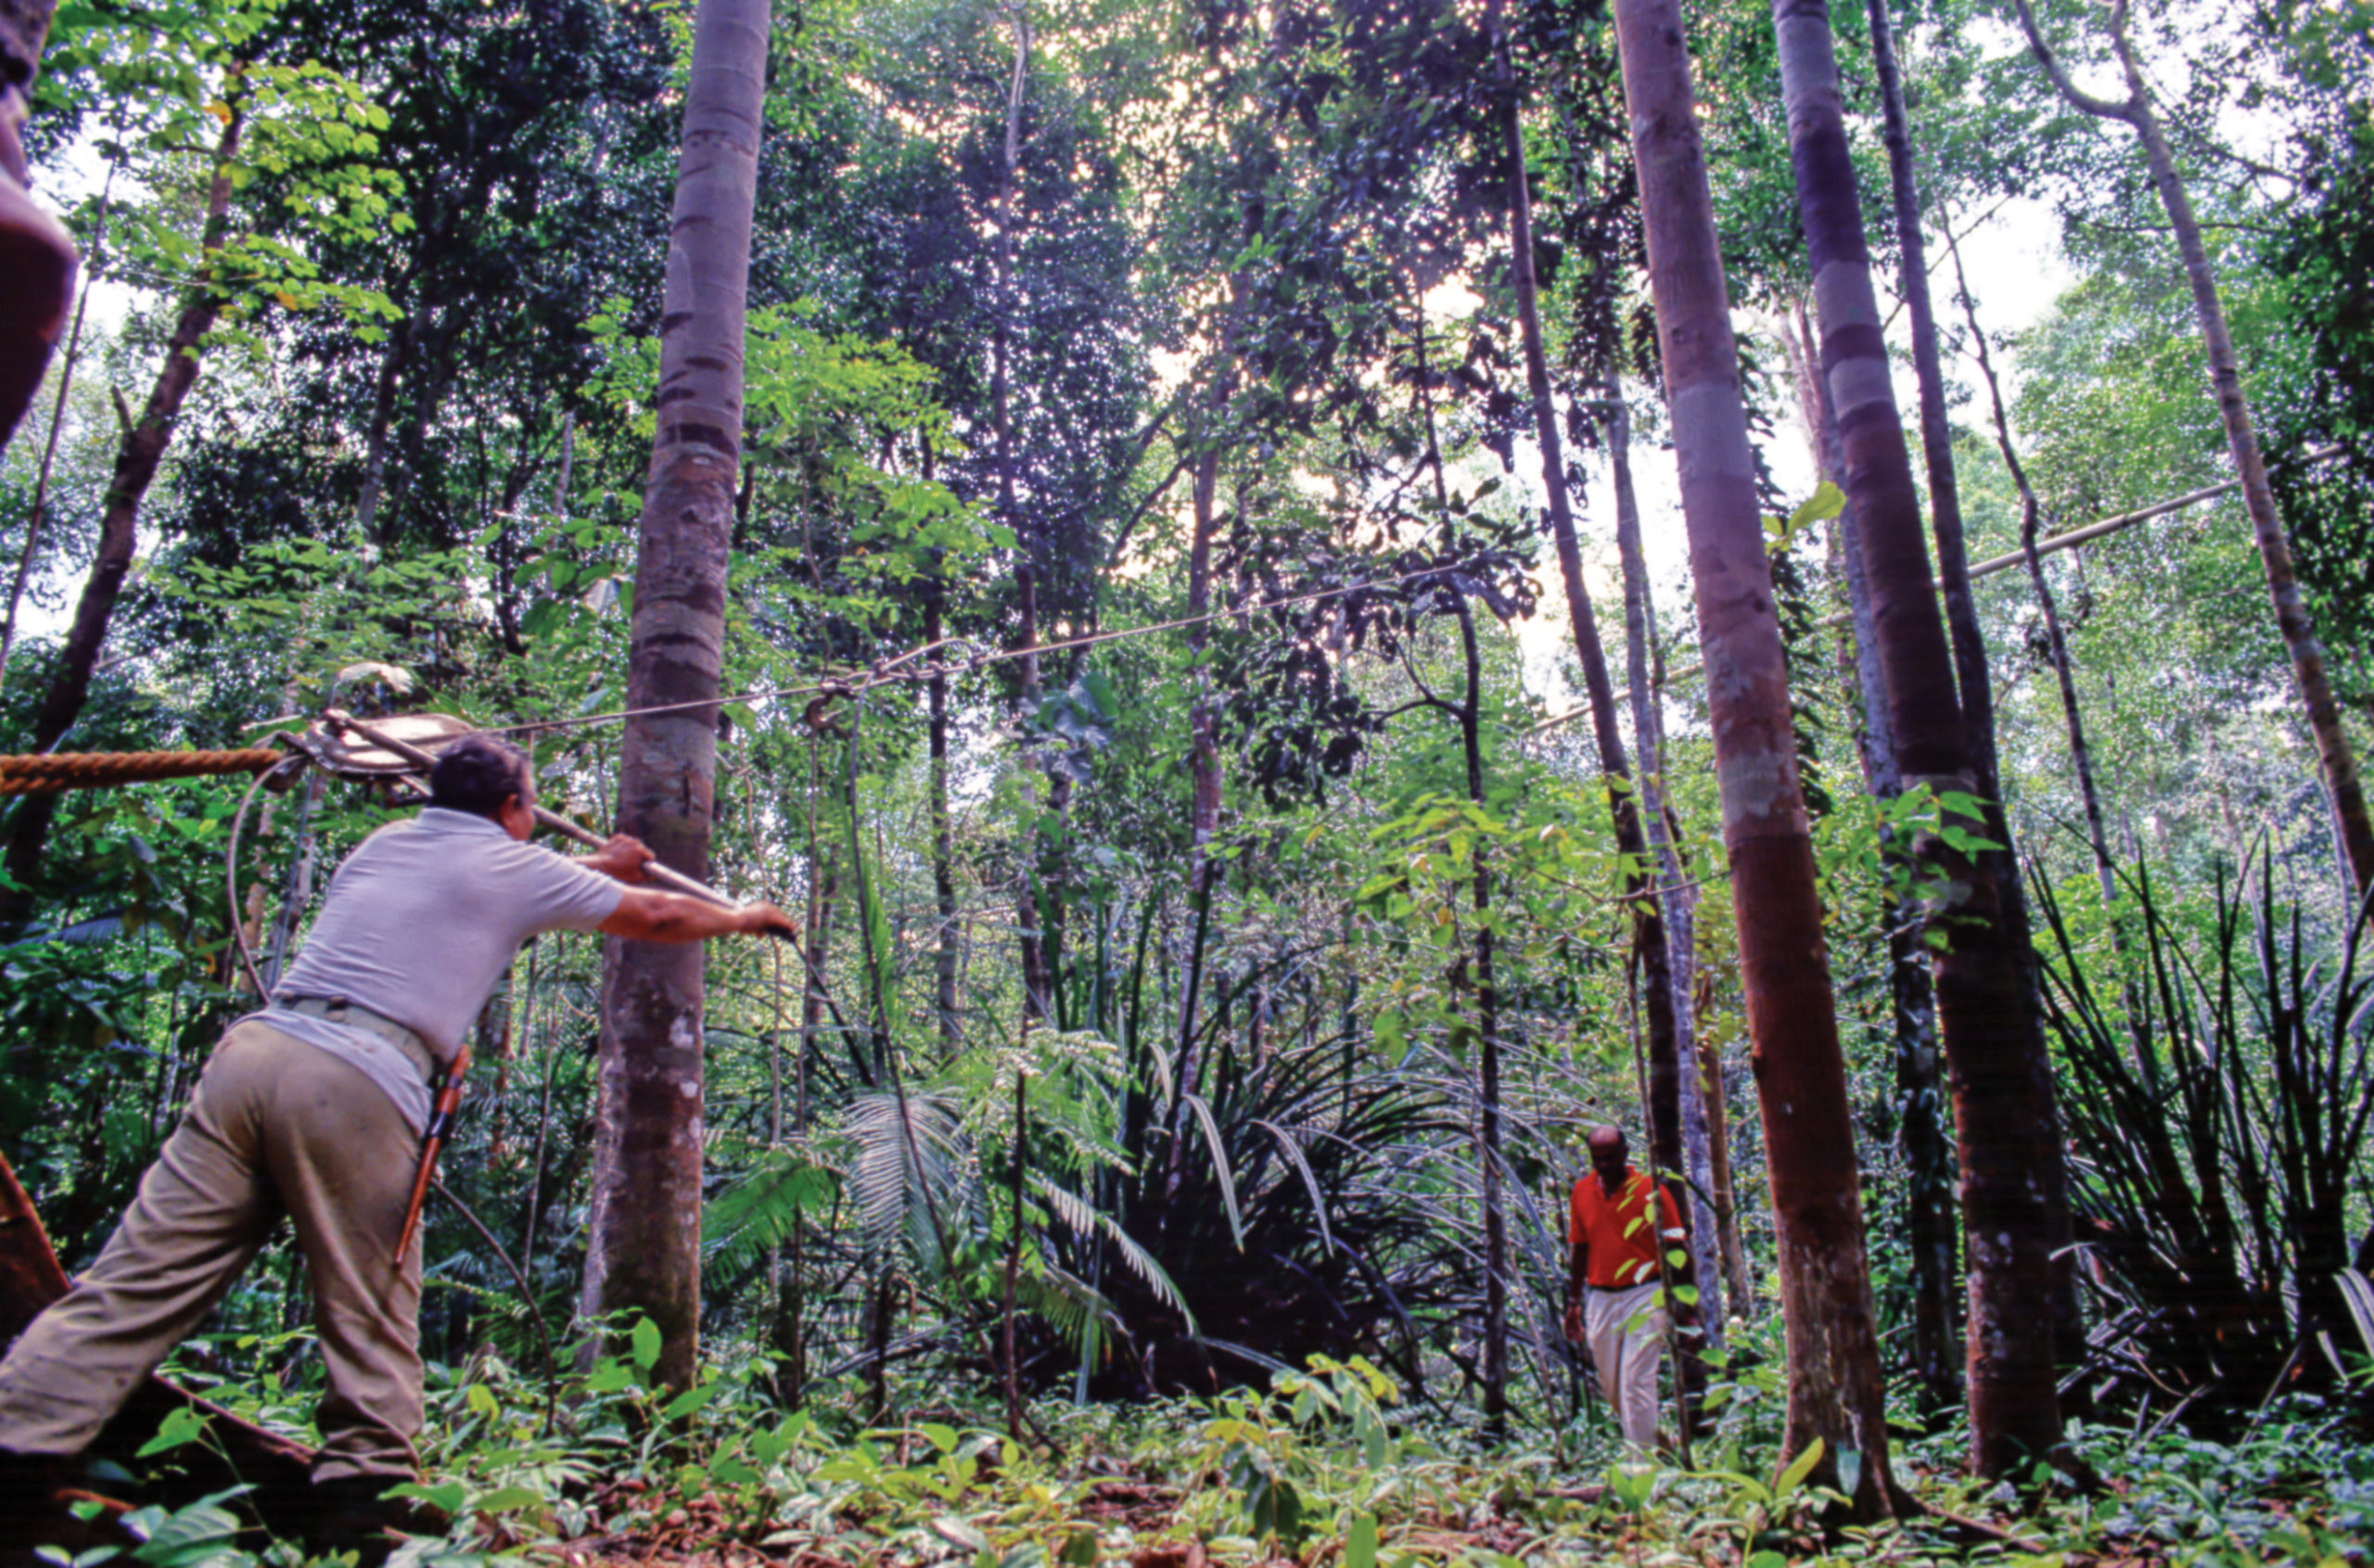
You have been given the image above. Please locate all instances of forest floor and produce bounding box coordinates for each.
[142,1345,2374,1568]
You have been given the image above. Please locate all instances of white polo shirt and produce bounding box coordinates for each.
[261,808,624,1129]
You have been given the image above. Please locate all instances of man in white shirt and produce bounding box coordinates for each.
[0,734,793,1558]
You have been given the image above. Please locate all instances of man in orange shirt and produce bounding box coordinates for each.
[1563,1124,1696,1453]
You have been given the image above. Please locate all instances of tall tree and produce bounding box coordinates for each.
[578,0,770,1395]
[1771,0,2071,1474]
[1604,377,1726,1337]
[0,108,240,925]
[1611,0,1895,1515]
[2012,0,2374,896]
[1501,79,1700,1401]
[1785,300,1958,1417]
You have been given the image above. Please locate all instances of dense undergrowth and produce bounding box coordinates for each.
[72,1321,2373,1568]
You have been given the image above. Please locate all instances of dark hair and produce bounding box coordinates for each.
[428,734,531,819]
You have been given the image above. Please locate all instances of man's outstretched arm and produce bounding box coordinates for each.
[600,888,798,944]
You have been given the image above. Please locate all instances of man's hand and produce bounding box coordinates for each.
[1564,1297,1585,1346]
[582,834,655,884]
[734,901,799,939]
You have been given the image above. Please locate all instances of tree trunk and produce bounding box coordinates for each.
[991,5,1053,1020]
[2010,0,2374,895]
[0,153,114,681]
[1947,237,2121,914]
[1605,376,1724,1343]
[0,111,241,926]
[1186,443,1223,867]
[351,315,411,542]
[1864,0,2084,1417]
[1773,0,2067,1474]
[926,582,960,1056]
[0,0,73,455]
[579,0,768,1397]
[1790,299,1959,1418]
[1503,96,1700,1400]
[1450,585,1507,1441]
[1612,0,1895,1513]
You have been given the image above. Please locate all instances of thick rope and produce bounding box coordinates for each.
[0,747,287,795]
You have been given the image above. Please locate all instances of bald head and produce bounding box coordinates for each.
[1588,1125,1629,1188]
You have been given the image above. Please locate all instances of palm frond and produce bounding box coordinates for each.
[1251,1116,1334,1256]
[1181,1092,1245,1250]
[702,1148,838,1268]
[1011,1258,1126,1355]
[1031,1172,1200,1336]
[843,1091,971,1270]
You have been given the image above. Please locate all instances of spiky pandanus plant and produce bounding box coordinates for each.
[2037,855,2374,1428]
[1091,1033,1472,1399]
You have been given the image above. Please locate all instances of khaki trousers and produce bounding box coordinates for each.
[0,1020,423,1479]
[1585,1280,1666,1453]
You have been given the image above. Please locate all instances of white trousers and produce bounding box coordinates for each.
[1584,1280,1666,1451]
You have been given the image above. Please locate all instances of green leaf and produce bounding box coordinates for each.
[1774,1436,1826,1500]
[1347,1512,1380,1568]
[662,1382,716,1421]
[930,1516,989,1551]
[631,1316,663,1372]
[134,1406,208,1459]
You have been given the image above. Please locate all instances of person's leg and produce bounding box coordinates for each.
[1614,1285,1666,1452]
[1584,1289,1627,1440]
[256,1034,424,1485]
[0,1024,283,1459]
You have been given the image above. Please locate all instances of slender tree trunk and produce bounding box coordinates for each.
[1773,0,2068,1474]
[351,316,411,542]
[1948,238,2120,912]
[2010,0,2374,894]
[1186,443,1223,867]
[579,0,768,1396]
[926,582,960,1056]
[0,111,241,925]
[0,0,72,455]
[0,153,113,681]
[1410,323,1508,1437]
[1864,0,2083,1416]
[990,5,1053,1020]
[1789,300,1960,1417]
[1449,585,1507,1441]
[1697,1029,1753,1314]
[1604,376,1724,1342]
[1613,0,1895,1512]
[1504,98,1701,1401]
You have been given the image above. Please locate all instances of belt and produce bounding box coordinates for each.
[1588,1277,1657,1293]
[273,995,440,1086]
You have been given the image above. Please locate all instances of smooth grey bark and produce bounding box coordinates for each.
[2010,0,2374,895]
[1774,0,2069,1473]
[1612,0,1895,1513]
[1789,298,1959,1419]
[579,0,769,1396]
